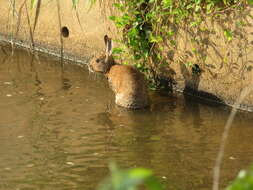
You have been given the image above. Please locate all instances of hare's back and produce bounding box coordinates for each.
[108,65,146,90]
[108,64,149,109]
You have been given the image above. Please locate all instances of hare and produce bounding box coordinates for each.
[89,35,149,109]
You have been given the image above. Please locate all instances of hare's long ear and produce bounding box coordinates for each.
[104,35,109,47]
[104,35,113,57]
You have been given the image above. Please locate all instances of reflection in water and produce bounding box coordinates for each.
[0,46,253,190]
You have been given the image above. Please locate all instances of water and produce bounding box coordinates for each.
[0,46,253,190]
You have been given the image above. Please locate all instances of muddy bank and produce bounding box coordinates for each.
[0,1,253,111]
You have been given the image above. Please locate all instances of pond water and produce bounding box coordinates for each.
[0,46,253,190]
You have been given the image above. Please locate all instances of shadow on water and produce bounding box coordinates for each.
[0,45,253,190]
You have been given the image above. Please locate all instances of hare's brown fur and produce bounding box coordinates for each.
[89,35,149,109]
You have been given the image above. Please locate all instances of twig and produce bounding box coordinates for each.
[25,1,35,50]
[56,0,64,69]
[15,0,26,36]
[9,0,16,54]
[8,0,18,17]
[207,2,243,16]
[212,85,253,190]
[33,0,41,34]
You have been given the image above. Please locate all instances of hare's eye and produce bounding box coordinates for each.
[96,59,100,63]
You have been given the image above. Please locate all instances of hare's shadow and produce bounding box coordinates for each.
[180,63,225,105]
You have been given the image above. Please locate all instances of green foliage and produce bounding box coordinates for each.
[97,163,163,190]
[109,0,249,89]
[72,0,79,9]
[227,166,253,190]
[30,0,37,9]
[28,0,252,88]
[97,164,253,190]
[224,29,233,41]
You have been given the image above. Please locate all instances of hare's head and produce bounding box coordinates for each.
[89,35,115,74]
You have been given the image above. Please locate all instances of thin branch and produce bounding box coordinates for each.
[9,0,16,53]
[25,0,35,50]
[56,0,64,68]
[212,85,253,190]
[15,0,26,36]
[8,0,18,17]
[73,4,84,32]
[33,0,41,34]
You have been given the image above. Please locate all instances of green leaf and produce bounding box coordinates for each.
[72,0,79,9]
[186,4,193,9]
[149,34,163,43]
[113,3,125,11]
[128,168,153,180]
[190,21,199,27]
[185,62,193,67]
[195,5,201,12]
[145,176,163,190]
[167,30,174,37]
[150,136,161,141]
[112,47,124,55]
[248,0,253,5]
[224,29,233,41]
[97,163,163,190]
[162,0,172,9]
[227,166,253,190]
[136,63,142,69]
[206,3,214,13]
[109,16,116,21]
[30,0,37,9]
